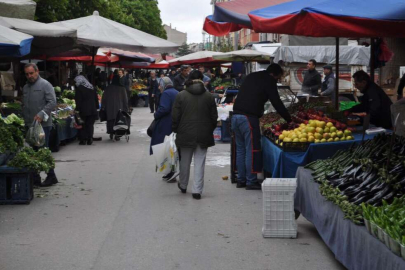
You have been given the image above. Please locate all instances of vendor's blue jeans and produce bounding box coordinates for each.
[231,115,257,185]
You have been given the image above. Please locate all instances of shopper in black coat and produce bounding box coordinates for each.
[351,70,393,129]
[74,75,99,145]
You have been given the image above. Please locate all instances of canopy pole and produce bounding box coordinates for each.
[370,38,375,83]
[58,61,61,86]
[91,46,96,85]
[335,38,340,110]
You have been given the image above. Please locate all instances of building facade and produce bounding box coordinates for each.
[163,24,187,46]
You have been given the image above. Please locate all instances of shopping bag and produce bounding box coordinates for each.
[152,139,172,175]
[26,120,46,147]
[164,133,179,173]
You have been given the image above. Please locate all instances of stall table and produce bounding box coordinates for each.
[262,133,377,178]
[49,118,78,152]
[295,167,405,270]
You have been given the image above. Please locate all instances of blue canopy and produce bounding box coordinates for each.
[0,24,33,57]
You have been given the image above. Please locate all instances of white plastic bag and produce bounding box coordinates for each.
[152,133,178,175]
[26,120,45,147]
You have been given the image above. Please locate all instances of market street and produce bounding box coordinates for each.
[0,108,344,270]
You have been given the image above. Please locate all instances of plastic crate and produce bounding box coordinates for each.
[0,166,34,204]
[262,178,297,238]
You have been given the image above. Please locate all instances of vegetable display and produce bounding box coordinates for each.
[1,102,22,111]
[62,90,75,99]
[305,134,405,225]
[8,147,55,173]
[0,115,25,153]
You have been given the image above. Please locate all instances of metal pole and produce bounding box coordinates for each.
[335,37,340,110]
[370,38,375,83]
[91,46,96,85]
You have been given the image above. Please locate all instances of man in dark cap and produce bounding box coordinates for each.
[320,65,336,104]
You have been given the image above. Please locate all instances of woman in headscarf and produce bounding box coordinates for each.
[150,77,179,182]
[74,75,99,145]
[101,74,129,140]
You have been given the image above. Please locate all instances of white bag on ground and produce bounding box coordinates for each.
[26,120,45,147]
[152,133,179,175]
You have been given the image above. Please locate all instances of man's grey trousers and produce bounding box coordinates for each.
[178,145,207,194]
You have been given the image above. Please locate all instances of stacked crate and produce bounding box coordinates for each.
[262,178,297,238]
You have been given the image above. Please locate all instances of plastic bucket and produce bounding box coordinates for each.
[377,226,385,243]
[383,231,390,248]
[389,237,401,256]
[370,222,378,238]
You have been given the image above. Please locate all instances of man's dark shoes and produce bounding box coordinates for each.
[246,183,262,190]
[162,172,174,180]
[178,183,186,193]
[40,175,58,187]
[109,134,114,140]
[87,138,93,145]
[236,182,246,188]
[79,140,86,145]
[192,193,201,200]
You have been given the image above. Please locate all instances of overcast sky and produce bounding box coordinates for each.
[158,0,213,44]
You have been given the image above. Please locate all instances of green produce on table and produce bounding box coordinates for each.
[0,117,24,153]
[62,90,75,99]
[54,86,61,93]
[1,113,25,126]
[7,147,55,173]
[62,98,76,109]
[131,89,139,97]
[1,102,22,110]
[305,133,405,225]
[362,196,405,245]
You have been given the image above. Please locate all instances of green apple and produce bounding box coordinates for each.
[324,127,330,133]
[327,138,334,142]
[330,132,337,138]
[337,131,344,138]
[321,139,327,143]
[326,122,334,128]
[314,133,322,140]
[334,137,340,142]
[308,136,315,143]
[316,121,326,128]
[344,130,352,136]
[315,139,320,143]
[293,138,300,142]
[330,127,337,133]
[315,127,324,134]
[323,133,330,140]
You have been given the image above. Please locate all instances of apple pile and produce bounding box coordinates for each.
[277,120,354,145]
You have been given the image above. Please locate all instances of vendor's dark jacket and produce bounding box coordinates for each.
[351,81,393,129]
[233,70,292,122]
[173,74,187,92]
[101,84,128,121]
[302,69,322,96]
[75,85,99,117]
[147,77,159,96]
[172,80,218,149]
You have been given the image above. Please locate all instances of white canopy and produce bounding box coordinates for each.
[212,49,272,62]
[168,51,224,65]
[50,11,179,54]
[273,46,370,66]
[0,16,76,37]
[0,0,36,20]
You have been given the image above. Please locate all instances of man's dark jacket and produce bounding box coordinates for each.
[172,80,218,149]
[233,70,291,122]
[147,77,159,96]
[302,69,322,96]
[173,74,187,92]
[351,81,393,129]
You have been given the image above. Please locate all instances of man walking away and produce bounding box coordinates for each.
[301,59,322,96]
[173,65,189,92]
[232,64,292,190]
[172,70,218,200]
[23,63,58,187]
[320,65,336,105]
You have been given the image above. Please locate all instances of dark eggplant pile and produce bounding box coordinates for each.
[305,134,405,225]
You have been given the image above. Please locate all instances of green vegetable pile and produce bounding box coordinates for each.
[62,90,75,99]
[305,133,405,225]
[54,86,61,93]
[1,113,25,126]
[362,197,405,246]
[62,98,76,109]
[1,102,22,111]
[0,115,25,153]
[8,147,55,173]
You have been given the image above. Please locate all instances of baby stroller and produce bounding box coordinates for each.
[113,109,131,142]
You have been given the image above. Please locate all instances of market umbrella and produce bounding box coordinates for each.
[50,11,179,54]
[168,51,225,66]
[0,16,77,56]
[104,48,156,63]
[0,24,33,58]
[212,49,272,62]
[0,0,36,20]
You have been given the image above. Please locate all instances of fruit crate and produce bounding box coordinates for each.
[0,166,34,205]
[275,141,310,152]
[262,178,297,238]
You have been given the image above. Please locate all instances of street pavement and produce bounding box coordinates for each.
[0,108,346,270]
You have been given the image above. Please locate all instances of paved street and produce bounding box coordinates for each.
[0,108,345,270]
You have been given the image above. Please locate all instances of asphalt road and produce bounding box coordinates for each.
[0,107,345,270]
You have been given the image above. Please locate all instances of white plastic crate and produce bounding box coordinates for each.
[262,178,297,238]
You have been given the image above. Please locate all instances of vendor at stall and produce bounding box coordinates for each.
[23,63,58,187]
[301,59,322,96]
[320,65,336,104]
[351,70,393,129]
[232,64,292,190]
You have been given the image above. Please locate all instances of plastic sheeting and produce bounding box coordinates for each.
[0,24,33,57]
[212,49,272,62]
[50,11,179,54]
[0,0,36,20]
[273,46,370,66]
[169,51,225,65]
